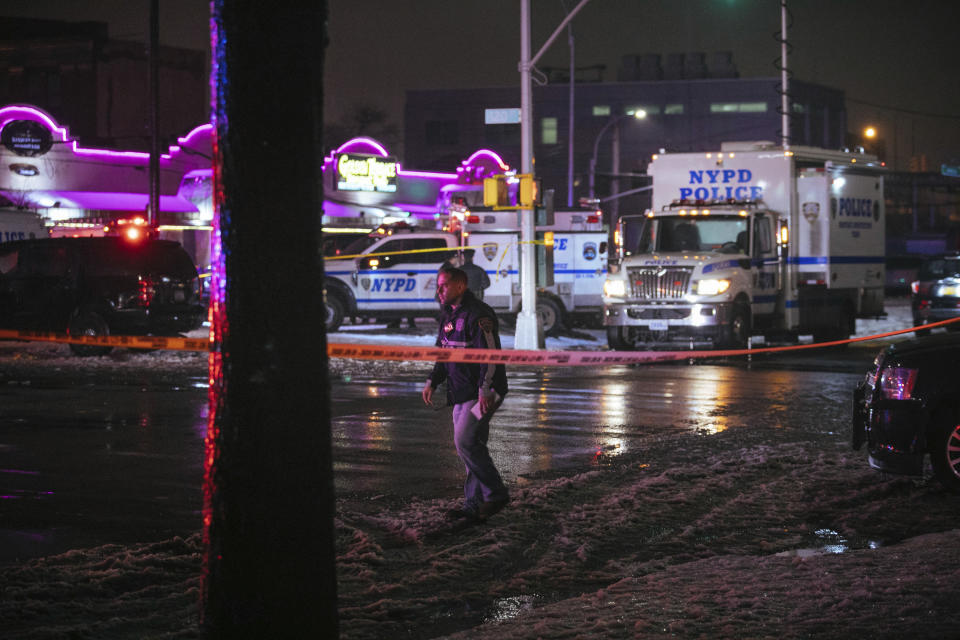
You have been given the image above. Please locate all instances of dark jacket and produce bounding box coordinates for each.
[428,289,508,405]
[461,262,490,300]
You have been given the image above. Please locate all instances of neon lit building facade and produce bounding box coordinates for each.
[0,104,517,270]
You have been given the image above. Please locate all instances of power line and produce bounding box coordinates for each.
[846,97,960,121]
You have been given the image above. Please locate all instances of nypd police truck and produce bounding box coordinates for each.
[602,141,885,349]
[322,209,609,334]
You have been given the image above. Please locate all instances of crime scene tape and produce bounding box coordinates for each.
[0,329,209,352]
[326,239,551,262]
[328,316,960,366]
[3,316,959,363]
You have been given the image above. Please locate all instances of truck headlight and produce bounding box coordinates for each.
[695,278,731,295]
[603,278,627,297]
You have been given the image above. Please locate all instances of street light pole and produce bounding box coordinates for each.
[588,110,646,201]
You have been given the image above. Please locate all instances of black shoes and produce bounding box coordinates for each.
[445,498,509,524]
[445,507,479,522]
[476,497,510,520]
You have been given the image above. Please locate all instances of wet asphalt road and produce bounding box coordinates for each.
[0,343,882,565]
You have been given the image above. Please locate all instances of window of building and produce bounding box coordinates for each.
[664,104,684,115]
[710,102,768,113]
[425,120,459,145]
[541,117,558,144]
[592,105,611,117]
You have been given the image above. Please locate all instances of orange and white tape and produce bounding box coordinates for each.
[1,316,958,363]
[0,329,209,352]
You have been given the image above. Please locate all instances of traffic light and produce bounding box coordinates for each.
[518,174,538,207]
[483,176,509,207]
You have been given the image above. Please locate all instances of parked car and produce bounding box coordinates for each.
[912,252,960,335]
[885,254,923,295]
[852,333,960,493]
[0,236,205,356]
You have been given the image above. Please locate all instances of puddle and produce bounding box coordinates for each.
[483,594,543,623]
[775,528,883,557]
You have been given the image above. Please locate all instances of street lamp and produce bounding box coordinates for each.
[863,126,877,139]
[588,109,647,201]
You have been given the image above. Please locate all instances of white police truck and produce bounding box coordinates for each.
[322,209,609,334]
[602,141,885,349]
[0,208,48,243]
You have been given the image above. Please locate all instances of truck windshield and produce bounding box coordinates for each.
[622,215,749,255]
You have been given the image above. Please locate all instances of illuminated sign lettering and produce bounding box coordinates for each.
[1,120,53,157]
[336,153,398,193]
[679,168,762,201]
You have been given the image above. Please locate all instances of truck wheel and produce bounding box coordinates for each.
[720,306,749,350]
[606,326,631,350]
[930,410,960,494]
[536,297,565,337]
[68,310,113,357]
[325,294,345,333]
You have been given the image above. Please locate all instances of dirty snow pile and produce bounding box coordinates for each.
[4,397,960,638]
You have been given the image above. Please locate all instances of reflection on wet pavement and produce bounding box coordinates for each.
[329,364,850,499]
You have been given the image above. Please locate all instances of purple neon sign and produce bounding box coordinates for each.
[0,105,212,166]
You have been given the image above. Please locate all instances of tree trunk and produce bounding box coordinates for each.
[203,1,336,637]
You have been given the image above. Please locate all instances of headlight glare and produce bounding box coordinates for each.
[695,278,731,296]
[604,279,627,297]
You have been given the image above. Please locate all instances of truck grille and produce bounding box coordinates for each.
[627,267,693,299]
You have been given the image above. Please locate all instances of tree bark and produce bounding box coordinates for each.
[203,1,336,637]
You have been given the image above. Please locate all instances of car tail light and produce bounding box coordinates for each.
[878,367,918,400]
[910,281,919,294]
[138,277,156,307]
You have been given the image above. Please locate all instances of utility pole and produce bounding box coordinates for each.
[517,0,540,349]
[517,0,592,350]
[780,0,790,149]
[566,10,575,208]
[148,0,160,226]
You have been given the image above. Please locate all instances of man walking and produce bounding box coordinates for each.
[422,267,509,523]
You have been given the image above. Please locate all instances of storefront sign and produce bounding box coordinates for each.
[1,120,53,157]
[336,153,397,193]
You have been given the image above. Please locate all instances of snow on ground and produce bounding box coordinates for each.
[5,296,960,639]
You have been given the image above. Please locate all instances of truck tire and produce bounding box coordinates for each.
[720,306,750,350]
[606,326,631,350]
[535,297,565,337]
[68,310,113,357]
[325,293,345,333]
[930,410,960,494]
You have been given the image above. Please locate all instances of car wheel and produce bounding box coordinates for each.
[606,326,632,350]
[325,293,345,333]
[67,310,113,357]
[536,297,565,337]
[930,412,960,494]
[720,306,749,350]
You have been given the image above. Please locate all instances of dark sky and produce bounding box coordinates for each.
[5,1,959,169]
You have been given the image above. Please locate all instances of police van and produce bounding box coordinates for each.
[322,208,609,334]
[0,208,48,243]
[602,142,885,349]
